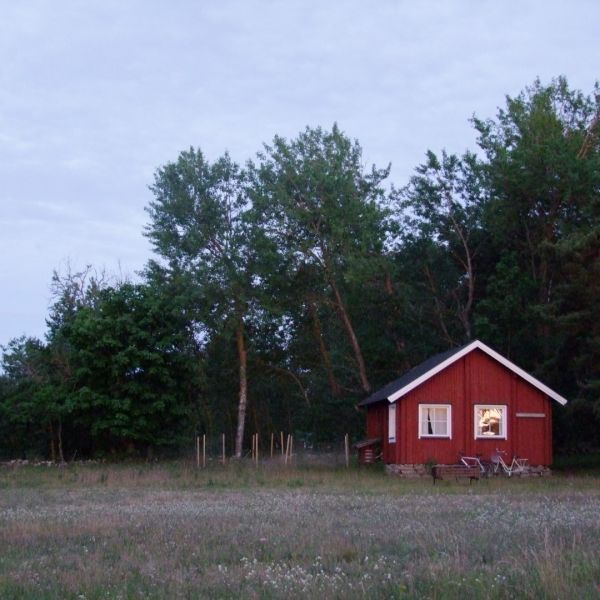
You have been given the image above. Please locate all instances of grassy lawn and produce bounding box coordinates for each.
[0,461,599,599]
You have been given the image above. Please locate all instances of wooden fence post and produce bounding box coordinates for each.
[345,433,350,468]
[196,435,200,468]
[284,434,290,465]
[270,432,274,459]
[203,434,206,468]
[285,434,294,466]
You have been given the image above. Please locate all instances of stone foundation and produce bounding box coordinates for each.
[517,465,552,477]
[385,464,430,478]
[385,463,552,478]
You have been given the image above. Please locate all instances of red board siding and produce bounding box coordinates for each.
[369,348,553,466]
[514,379,551,465]
[401,358,464,465]
[366,402,395,461]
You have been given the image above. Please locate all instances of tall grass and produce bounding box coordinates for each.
[0,461,599,598]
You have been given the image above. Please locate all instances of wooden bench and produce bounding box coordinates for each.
[432,464,480,484]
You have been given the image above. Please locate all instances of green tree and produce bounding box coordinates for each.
[65,283,201,454]
[474,252,538,359]
[145,149,254,457]
[474,78,600,376]
[0,336,66,460]
[250,124,391,395]
[398,150,486,344]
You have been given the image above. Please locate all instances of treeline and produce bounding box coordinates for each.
[1,77,599,459]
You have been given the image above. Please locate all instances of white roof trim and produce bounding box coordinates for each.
[387,340,567,406]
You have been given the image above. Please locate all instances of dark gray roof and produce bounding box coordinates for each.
[358,343,470,407]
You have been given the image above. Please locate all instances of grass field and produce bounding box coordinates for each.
[1,461,599,599]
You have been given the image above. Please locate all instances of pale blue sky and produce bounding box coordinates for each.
[1,0,598,347]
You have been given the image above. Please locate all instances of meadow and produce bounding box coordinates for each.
[0,460,599,599]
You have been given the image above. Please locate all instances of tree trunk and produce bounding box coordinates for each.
[328,277,371,393]
[312,237,370,393]
[234,319,248,458]
[49,423,56,462]
[309,299,341,396]
[577,111,599,159]
[57,419,65,463]
[424,264,455,346]
[448,208,474,341]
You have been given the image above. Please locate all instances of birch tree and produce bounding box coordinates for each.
[146,149,253,457]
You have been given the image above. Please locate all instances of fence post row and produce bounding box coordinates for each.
[194,432,352,467]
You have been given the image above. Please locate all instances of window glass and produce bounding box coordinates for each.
[419,405,450,437]
[475,405,506,438]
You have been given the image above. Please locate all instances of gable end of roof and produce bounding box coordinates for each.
[359,340,568,407]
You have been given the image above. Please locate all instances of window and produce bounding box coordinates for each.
[388,404,396,442]
[474,405,507,439]
[418,404,451,438]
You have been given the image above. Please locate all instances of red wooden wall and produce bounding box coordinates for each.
[367,349,553,466]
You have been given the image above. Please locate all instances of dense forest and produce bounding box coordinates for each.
[1,77,599,460]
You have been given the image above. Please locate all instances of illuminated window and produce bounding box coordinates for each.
[474,405,507,439]
[388,404,396,442]
[418,404,451,438]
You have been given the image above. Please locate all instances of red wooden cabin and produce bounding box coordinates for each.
[358,340,567,467]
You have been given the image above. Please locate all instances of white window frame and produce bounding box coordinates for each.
[474,404,507,439]
[418,404,452,439]
[388,404,396,443]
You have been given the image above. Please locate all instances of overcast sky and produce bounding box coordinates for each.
[1,0,598,348]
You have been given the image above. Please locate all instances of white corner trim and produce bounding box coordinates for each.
[388,404,396,443]
[387,340,568,406]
